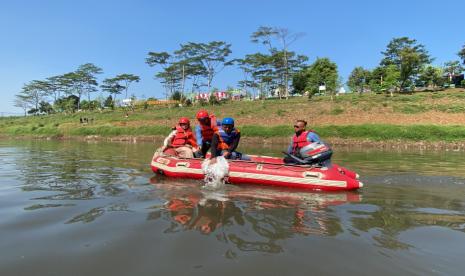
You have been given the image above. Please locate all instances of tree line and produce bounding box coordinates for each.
[14,26,465,115]
[146,26,309,100]
[346,37,465,96]
[14,63,140,115]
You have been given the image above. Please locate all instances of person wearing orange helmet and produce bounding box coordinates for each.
[194,110,221,158]
[161,117,199,158]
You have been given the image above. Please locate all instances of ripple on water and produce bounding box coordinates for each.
[1,140,465,275]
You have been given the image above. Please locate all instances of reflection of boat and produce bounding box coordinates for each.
[227,187,362,208]
[150,151,363,191]
[150,180,362,238]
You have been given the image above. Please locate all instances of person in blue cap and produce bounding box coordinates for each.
[210,117,250,160]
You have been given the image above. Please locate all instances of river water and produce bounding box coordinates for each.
[1,139,464,275]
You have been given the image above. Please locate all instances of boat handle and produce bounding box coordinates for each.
[303,171,321,178]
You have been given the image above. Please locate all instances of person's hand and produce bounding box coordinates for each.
[193,147,199,153]
[193,151,202,158]
[222,151,231,158]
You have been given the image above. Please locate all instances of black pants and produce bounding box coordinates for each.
[200,142,211,158]
[283,156,299,164]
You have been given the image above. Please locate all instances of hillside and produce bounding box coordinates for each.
[2,88,465,143]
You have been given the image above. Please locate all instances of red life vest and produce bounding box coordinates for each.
[292,130,313,153]
[200,115,218,142]
[171,125,196,147]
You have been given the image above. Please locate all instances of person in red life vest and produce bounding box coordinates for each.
[161,117,199,158]
[194,110,221,158]
[284,119,333,166]
[210,117,250,160]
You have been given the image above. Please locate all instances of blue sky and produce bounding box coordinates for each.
[1,0,464,114]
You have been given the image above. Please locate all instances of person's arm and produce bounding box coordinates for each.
[162,130,177,149]
[287,137,293,154]
[228,132,241,153]
[195,125,203,146]
[210,133,220,158]
[307,132,321,143]
[188,132,199,149]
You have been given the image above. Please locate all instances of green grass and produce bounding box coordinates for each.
[390,94,427,102]
[276,109,287,116]
[313,124,465,141]
[240,125,293,138]
[431,92,447,99]
[330,106,345,115]
[68,125,170,136]
[435,105,465,113]
[6,124,62,137]
[393,104,431,114]
[3,121,465,142]
[241,124,465,142]
[452,93,465,99]
[2,88,465,142]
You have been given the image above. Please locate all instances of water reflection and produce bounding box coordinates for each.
[1,139,465,269]
[24,203,75,210]
[10,140,142,202]
[65,203,132,224]
[149,178,361,253]
[349,182,465,250]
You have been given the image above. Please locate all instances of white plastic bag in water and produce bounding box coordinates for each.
[201,156,229,189]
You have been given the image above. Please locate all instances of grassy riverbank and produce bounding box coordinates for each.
[3,123,465,142]
[2,88,465,143]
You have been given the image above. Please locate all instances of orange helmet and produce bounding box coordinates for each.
[179,117,190,124]
[196,110,209,119]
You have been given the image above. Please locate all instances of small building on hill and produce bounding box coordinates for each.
[444,73,464,87]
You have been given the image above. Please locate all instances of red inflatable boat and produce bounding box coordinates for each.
[150,151,363,191]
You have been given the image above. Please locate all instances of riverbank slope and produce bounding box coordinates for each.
[2,88,465,149]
